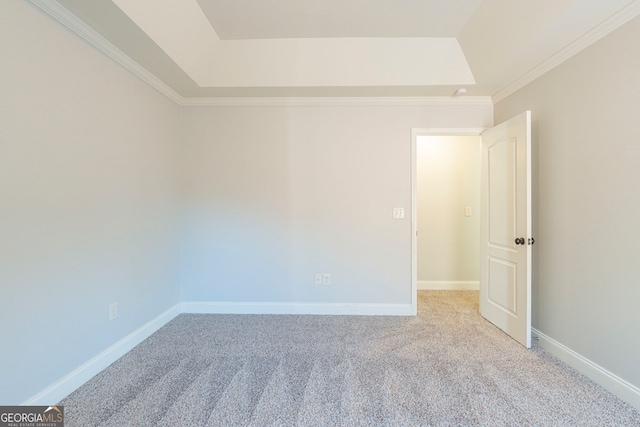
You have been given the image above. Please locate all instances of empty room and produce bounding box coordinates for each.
[2,0,640,425]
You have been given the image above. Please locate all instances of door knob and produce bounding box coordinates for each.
[515,237,525,245]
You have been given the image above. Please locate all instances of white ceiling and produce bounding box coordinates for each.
[38,0,640,101]
[195,0,485,39]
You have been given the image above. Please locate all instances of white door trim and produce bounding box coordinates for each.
[410,128,487,314]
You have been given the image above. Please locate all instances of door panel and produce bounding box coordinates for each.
[488,257,517,315]
[480,111,532,348]
[488,138,517,250]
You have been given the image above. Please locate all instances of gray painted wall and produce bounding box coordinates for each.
[495,15,640,391]
[179,105,492,305]
[1,2,181,404]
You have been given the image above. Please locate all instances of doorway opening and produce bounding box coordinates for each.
[410,128,484,314]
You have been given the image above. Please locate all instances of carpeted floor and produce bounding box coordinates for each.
[60,291,640,426]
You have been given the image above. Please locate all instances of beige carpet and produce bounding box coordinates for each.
[60,291,640,426]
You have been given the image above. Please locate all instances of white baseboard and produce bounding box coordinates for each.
[23,304,181,405]
[22,300,411,405]
[533,328,640,411]
[418,281,479,291]
[181,301,413,316]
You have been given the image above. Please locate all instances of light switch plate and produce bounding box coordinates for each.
[392,208,405,219]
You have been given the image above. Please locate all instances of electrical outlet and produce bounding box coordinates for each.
[314,273,323,285]
[322,273,331,285]
[464,206,472,217]
[109,302,118,321]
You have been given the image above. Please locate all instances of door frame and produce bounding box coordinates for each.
[410,127,487,314]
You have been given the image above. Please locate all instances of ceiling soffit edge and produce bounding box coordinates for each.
[179,96,494,108]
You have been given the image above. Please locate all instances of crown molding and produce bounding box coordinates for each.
[493,0,640,104]
[180,96,493,107]
[30,0,183,105]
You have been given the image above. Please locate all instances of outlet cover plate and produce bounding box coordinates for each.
[109,302,118,321]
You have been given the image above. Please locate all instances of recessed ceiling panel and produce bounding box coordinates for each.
[197,0,485,40]
[110,0,476,88]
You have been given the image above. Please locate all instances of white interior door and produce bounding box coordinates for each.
[480,111,532,348]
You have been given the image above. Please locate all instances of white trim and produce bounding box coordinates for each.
[493,0,640,103]
[410,130,418,316]
[418,281,479,290]
[533,328,640,411]
[181,96,493,108]
[412,128,486,136]
[181,301,413,316]
[22,305,181,405]
[29,0,183,105]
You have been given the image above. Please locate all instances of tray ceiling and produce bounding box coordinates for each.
[195,0,484,39]
[41,0,640,100]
